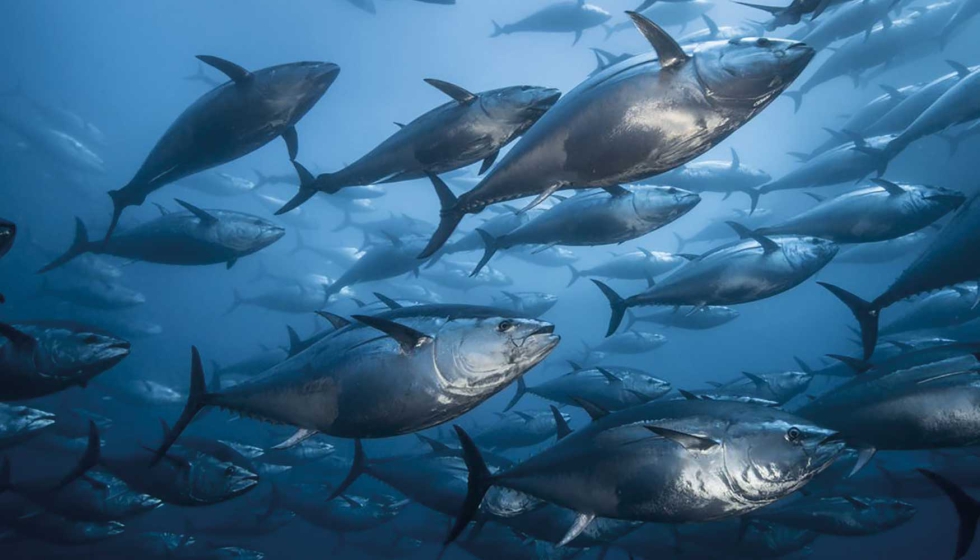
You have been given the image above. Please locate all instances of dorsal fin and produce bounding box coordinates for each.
[803,192,826,203]
[870,178,905,196]
[393,122,406,129]
[730,147,740,170]
[550,406,572,441]
[826,354,873,374]
[195,55,252,84]
[286,325,302,357]
[603,185,630,197]
[678,389,701,401]
[416,434,452,454]
[0,322,37,354]
[373,292,403,310]
[567,360,583,371]
[947,59,972,79]
[726,221,780,254]
[626,12,689,69]
[878,85,906,101]
[514,411,534,422]
[424,78,477,104]
[174,199,218,226]
[351,315,432,352]
[742,371,767,388]
[315,311,352,330]
[702,14,719,36]
[572,397,609,421]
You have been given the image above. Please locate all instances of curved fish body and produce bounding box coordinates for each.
[287,84,560,207]
[881,284,980,335]
[606,1,714,36]
[942,0,980,36]
[887,66,980,156]
[595,234,838,334]
[0,499,124,545]
[426,260,513,291]
[8,469,162,522]
[696,370,813,405]
[448,400,845,544]
[0,110,105,175]
[106,379,187,407]
[280,485,400,533]
[569,250,690,284]
[757,182,964,243]
[654,149,771,195]
[801,0,906,50]
[154,305,559,462]
[101,445,259,507]
[794,2,960,96]
[494,291,559,318]
[15,93,106,148]
[475,410,572,450]
[834,231,930,264]
[752,495,916,536]
[676,518,819,558]
[326,238,430,298]
[254,194,318,230]
[864,65,978,138]
[0,321,130,401]
[675,208,774,249]
[678,17,764,45]
[822,193,980,358]
[806,83,923,158]
[472,186,699,275]
[352,213,435,240]
[492,2,612,43]
[498,505,641,548]
[420,17,815,258]
[592,331,667,354]
[365,453,473,516]
[508,365,672,411]
[39,278,146,310]
[260,438,335,466]
[40,207,285,273]
[229,285,330,314]
[179,171,258,196]
[626,305,739,330]
[430,208,535,263]
[507,245,579,268]
[797,354,980,449]
[0,404,54,449]
[758,134,898,194]
[108,58,340,239]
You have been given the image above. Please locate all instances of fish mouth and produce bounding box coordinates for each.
[25,415,56,432]
[232,474,261,494]
[99,341,132,362]
[783,42,815,76]
[530,324,556,336]
[925,193,966,207]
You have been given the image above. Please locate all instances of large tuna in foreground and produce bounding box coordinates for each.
[152,305,559,462]
[106,56,340,240]
[419,12,815,257]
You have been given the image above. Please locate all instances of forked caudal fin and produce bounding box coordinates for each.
[446,425,494,544]
[503,377,527,412]
[419,173,464,259]
[150,346,211,466]
[471,229,501,277]
[591,280,628,337]
[328,438,369,500]
[276,161,320,215]
[38,217,93,273]
[53,420,102,491]
[918,468,980,560]
[817,282,880,360]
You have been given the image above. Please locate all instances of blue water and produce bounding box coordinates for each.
[1,0,977,558]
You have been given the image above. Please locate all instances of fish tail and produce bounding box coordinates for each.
[446,425,493,544]
[743,187,762,215]
[566,264,582,287]
[419,173,464,259]
[276,161,321,215]
[105,187,139,244]
[471,229,500,277]
[52,420,101,491]
[150,346,210,466]
[625,309,638,331]
[328,439,369,500]
[38,217,92,273]
[817,282,880,360]
[672,232,687,252]
[591,280,628,337]
[503,377,527,412]
[490,20,504,37]
[225,289,245,315]
[783,91,803,114]
[252,168,268,189]
[918,469,980,560]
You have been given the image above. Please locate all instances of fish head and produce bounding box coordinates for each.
[0,404,55,436]
[695,38,814,106]
[275,61,341,114]
[918,184,966,210]
[189,456,260,502]
[0,218,15,258]
[434,317,560,395]
[37,327,131,378]
[768,370,813,399]
[783,236,838,272]
[582,3,613,23]
[485,86,562,130]
[220,215,285,253]
[632,186,701,226]
[50,129,105,175]
[723,411,845,504]
[633,375,672,400]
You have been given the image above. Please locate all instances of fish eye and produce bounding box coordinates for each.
[666,187,678,194]
[224,466,235,477]
[756,38,772,47]
[83,335,100,344]
[497,320,515,332]
[786,427,802,443]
